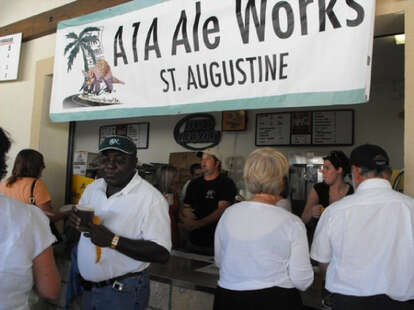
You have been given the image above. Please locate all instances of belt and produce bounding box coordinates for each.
[81,271,143,291]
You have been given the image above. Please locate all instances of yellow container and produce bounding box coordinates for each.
[71,174,95,204]
[391,169,404,192]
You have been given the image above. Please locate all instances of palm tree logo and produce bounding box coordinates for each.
[64,27,101,72]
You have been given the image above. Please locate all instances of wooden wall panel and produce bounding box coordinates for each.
[0,0,133,42]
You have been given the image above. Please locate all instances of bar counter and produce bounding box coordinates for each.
[147,251,323,310]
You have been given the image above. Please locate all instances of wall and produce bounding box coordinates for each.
[0,34,58,169]
[74,36,405,169]
[0,0,76,27]
[0,0,412,201]
[377,0,414,194]
[0,1,71,206]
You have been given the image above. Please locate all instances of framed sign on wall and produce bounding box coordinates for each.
[255,110,354,146]
[99,122,149,149]
[222,110,247,131]
[0,33,22,81]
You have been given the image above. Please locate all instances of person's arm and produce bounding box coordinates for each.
[33,247,61,299]
[35,180,69,222]
[85,224,170,263]
[288,221,314,290]
[69,211,170,263]
[37,200,53,213]
[301,188,322,224]
[182,200,231,231]
[38,201,70,222]
[319,262,328,279]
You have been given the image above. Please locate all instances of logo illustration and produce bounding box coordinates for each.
[109,138,120,145]
[63,26,125,108]
[205,190,215,199]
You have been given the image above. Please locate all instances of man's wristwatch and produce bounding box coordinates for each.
[111,234,120,249]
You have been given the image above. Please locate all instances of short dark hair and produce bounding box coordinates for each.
[0,128,11,180]
[7,149,45,186]
[323,150,350,175]
[190,163,201,176]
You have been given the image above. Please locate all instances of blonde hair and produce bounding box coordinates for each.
[243,148,289,196]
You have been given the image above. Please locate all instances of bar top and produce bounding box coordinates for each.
[148,251,217,294]
[148,250,323,308]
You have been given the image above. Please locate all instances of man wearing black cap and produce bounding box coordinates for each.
[70,135,171,310]
[311,144,414,310]
[180,147,237,255]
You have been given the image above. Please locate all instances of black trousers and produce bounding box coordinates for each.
[332,293,414,310]
[213,285,303,310]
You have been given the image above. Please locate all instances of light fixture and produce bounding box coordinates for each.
[394,34,405,45]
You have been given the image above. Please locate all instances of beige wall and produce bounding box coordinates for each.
[0,0,413,198]
[0,2,73,207]
[0,0,76,27]
[377,0,414,194]
[0,34,58,168]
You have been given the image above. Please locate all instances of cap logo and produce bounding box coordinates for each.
[109,138,120,145]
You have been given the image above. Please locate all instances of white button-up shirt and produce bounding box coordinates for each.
[311,178,414,301]
[77,172,171,282]
[215,201,314,291]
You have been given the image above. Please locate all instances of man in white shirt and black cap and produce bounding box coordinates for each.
[311,144,414,310]
[70,135,171,310]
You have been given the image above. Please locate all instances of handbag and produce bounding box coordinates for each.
[30,179,62,242]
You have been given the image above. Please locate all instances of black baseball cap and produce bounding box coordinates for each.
[350,144,389,170]
[99,135,137,155]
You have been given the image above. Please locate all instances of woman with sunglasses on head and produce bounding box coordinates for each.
[301,150,353,310]
[301,151,354,237]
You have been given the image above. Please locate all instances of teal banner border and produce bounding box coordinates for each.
[50,89,366,122]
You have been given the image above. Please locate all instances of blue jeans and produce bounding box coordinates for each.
[81,271,149,310]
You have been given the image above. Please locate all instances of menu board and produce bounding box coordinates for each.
[256,110,354,146]
[99,122,149,149]
[312,110,353,145]
[0,33,22,81]
[255,113,291,146]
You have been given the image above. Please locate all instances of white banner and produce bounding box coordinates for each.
[50,0,375,122]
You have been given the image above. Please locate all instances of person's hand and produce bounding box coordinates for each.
[68,208,83,231]
[311,204,323,219]
[181,217,201,231]
[84,224,114,247]
[179,207,196,220]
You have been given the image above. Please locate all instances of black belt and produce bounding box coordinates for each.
[81,271,143,291]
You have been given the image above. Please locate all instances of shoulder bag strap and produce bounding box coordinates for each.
[30,179,38,205]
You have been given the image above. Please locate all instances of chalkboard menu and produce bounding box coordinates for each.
[255,110,354,146]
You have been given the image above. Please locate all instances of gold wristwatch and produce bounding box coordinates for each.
[111,234,120,249]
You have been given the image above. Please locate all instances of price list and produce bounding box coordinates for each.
[256,113,290,146]
[255,110,353,146]
[313,111,353,145]
[0,33,22,81]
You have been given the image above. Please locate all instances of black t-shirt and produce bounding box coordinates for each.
[313,182,354,208]
[184,174,237,247]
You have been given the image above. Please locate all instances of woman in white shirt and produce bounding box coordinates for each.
[0,127,60,310]
[214,148,313,310]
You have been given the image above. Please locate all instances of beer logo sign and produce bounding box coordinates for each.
[173,114,221,151]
